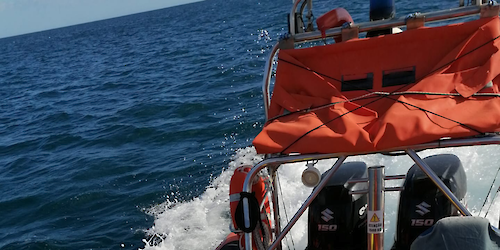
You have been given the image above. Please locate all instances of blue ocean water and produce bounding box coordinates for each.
[0,0,497,249]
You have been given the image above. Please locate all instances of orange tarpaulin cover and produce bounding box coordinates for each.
[253,17,500,154]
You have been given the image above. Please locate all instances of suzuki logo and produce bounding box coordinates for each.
[359,204,367,216]
[321,209,334,222]
[416,202,431,216]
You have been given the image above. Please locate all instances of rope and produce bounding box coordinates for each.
[279,93,388,153]
[484,187,500,218]
[276,174,294,250]
[268,91,500,122]
[275,33,500,154]
[395,98,483,134]
[481,165,500,217]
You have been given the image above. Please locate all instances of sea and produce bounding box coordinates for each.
[1,0,499,249]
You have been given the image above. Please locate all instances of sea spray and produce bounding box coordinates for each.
[143,145,500,249]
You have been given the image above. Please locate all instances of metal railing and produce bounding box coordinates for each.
[293,5,484,43]
[262,43,279,120]
[241,135,500,250]
[250,2,500,249]
[263,3,499,120]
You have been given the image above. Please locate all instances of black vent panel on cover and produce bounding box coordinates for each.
[341,73,373,91]
[382,66,415,87]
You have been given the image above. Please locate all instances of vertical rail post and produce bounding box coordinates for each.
[268,165,282,250]
[367,166,385,250]
[262,43,279,121]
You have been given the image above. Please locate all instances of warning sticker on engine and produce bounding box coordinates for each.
[367,210,383,234]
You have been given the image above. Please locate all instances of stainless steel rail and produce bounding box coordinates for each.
[242,136,500,194]
[294,5,482,43]
[240,135,500,249]
[368,166,385,250]
[267,166,282,250]
[262,43,279,120]
[289,0,303,37]
[263,4,497,116]
[347,174,406,184]
[252,2,500,249]
[243,156,347,250]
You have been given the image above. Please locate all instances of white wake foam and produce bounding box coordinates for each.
[142,145,500,250]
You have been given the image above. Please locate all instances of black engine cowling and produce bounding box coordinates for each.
[307,162,368,250]
[392,154,467,250]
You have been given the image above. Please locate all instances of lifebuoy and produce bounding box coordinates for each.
[215,233,239,250]
[227,166,272,249]
[316,8,354,42]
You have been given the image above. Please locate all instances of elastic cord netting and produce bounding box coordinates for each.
[275,33,500,154]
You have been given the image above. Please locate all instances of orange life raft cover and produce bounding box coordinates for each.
[253,17,500,154]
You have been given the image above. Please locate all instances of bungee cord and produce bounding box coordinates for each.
[267,91,500,123]
[480,164,500,217]
[273,33,500,154]
[276,173,295,250]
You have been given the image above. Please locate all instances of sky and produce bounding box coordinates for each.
[0,0,201,38]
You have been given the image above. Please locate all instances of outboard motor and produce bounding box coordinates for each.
[308,162,368,250]
[392,154,467,250]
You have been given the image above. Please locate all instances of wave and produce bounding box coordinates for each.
[142,145,500,249]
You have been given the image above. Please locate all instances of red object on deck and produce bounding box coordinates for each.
[220,166,271,250]
[229,166,269,230]
[215,232,239,250]
[254,17,500,155]
[316,8,354,42]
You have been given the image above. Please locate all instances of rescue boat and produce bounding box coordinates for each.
[217,0,500,249]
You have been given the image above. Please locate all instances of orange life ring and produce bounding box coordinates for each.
[215,232,239,250]
[316,8,353,42]
[228,166,272,249]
